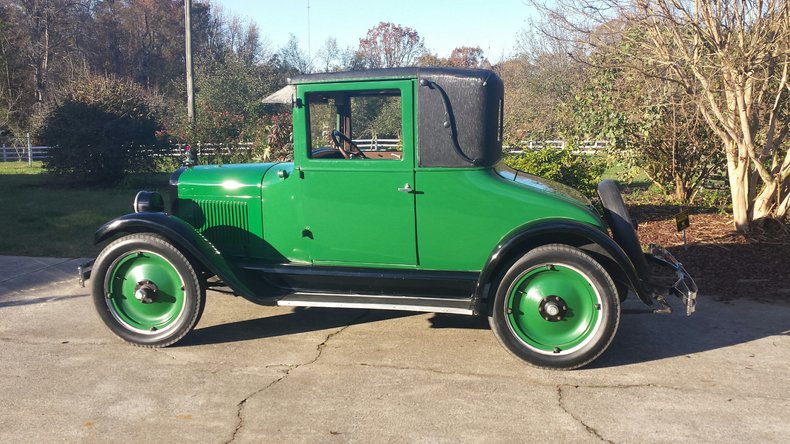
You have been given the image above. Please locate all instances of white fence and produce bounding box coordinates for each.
[1,144,49,162]
[0,143,258,162]
[1,139,609,162]
[353,138,400,150]
[176,142,255,157]
[506,140,609,156]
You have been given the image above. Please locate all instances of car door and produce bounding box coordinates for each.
[298,80,417,266]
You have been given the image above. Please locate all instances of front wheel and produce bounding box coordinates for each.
[91,233,205,347]
[489,244,620,370]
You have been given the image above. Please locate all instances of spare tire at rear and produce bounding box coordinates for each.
[597,180,651,280]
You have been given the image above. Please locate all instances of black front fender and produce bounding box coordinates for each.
[95,212,257,300]
[476,220,653,306]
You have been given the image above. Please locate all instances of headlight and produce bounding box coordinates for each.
[133,191,165,213]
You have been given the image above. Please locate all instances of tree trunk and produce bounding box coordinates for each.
[726,145,751,231]
[753,179,777,220]
[754,173,790,221]
[673,173,689,202]
[778,187,790,217]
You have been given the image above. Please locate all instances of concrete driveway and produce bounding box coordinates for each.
[0,256,788,443]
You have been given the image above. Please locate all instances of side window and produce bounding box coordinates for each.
[307,90,403,160]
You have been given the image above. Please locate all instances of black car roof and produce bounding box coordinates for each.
[288,67,498,85]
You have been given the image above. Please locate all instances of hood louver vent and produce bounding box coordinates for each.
[191,200,250,256]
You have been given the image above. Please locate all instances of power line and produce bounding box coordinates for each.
[307,0,312,60]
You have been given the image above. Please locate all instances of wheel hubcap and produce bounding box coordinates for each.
[134,280,159,304]
[539,295,568,321]
[105,251,186,335]
[505,264,602,355]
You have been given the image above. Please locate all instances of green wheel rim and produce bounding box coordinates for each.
[505,263,601,355]
[105,250,186,335]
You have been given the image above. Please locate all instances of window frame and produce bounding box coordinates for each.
[296,80,415,170]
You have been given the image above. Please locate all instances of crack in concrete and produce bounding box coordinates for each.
[557,385,614,443]
[224,310,369,443]
[224,374,289,444]
[264,363,297,374]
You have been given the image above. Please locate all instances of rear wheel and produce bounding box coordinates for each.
[91,233,205,347]
[489,244,620,370]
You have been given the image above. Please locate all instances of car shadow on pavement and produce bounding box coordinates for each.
[589,298,790,368]
[427,313,490,330]
[179,307,417,347]
[178,295,789,368]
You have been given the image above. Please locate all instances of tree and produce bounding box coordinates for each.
[568,59,722,202]
[418,46,489,69]
[495,29,582,143]
[534,0,790,231]
[0,0,288,140]
[278,34,311,74]
[38,75,165,184]
[625,78,723,202]
[0,17,23,134]
[91,0,185,90]
[0,0,91,126]
[447,46,488,68]
[189,54,273,144]
[357,22,425,68]
[316,37,357,72]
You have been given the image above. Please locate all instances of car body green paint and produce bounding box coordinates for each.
[176,163,274,259]
[414,167,602,270]
[296,80,418,266]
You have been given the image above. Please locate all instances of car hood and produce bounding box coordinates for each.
[176,162,281,198]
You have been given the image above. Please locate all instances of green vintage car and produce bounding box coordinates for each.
[82,67,696,370]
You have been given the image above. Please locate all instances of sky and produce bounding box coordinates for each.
[213,0,541,63]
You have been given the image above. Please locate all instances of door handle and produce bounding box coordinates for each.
[397,183,414,193]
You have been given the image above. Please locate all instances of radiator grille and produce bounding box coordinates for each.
[191,199,249,255]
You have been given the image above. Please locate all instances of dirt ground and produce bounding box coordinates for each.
[629,203,790,302]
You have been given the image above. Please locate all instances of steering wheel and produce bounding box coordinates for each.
[330,129,367,159]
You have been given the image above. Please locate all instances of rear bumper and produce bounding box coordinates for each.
[645,245,698,316]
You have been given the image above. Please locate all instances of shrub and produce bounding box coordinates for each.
[504,148,604,197]
[38,76,165,184]
[263,111,293,161]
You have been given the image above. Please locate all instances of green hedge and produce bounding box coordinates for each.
[504,148,604,197]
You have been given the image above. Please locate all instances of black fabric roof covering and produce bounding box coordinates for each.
[289,67,496,85]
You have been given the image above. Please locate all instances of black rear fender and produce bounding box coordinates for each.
[95,212,259,301]
[476,220,653,309]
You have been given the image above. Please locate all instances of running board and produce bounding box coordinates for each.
[276,292,474,315]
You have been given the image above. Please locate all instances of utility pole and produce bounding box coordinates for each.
[26,133,31,167]
[307,0,311,60]
[185,0,195,127]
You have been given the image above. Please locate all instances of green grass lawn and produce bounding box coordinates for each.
[0,161,169,258]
